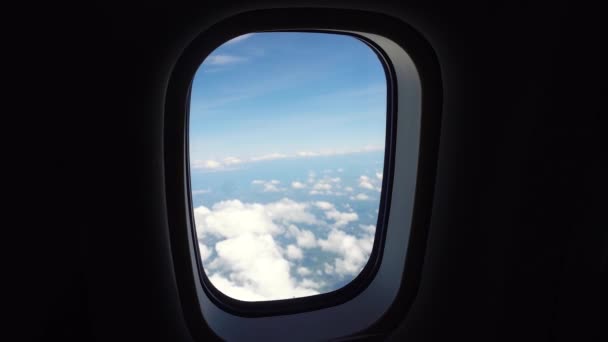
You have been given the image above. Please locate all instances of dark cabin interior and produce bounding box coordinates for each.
[12,1,605,341]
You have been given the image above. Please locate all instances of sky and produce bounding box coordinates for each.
[189,32,387,301]
[190,32,386,166]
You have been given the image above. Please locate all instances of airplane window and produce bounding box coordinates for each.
[189,32,388,302]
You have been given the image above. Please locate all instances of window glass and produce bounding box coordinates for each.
[189,32,386,301]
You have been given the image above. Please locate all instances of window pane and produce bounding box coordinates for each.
[189,32,386,301]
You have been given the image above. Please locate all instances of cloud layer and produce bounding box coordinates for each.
[191,145,383,171]
[194,197,375,301]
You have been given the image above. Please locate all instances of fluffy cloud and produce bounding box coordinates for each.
[287,225,317,248]
[299,278,323,289]
[359,224,377,234]
[297,267,311,276]
[324,262,334,274]
[291,181,306,189]
[358,175,375,190]
[309,176,344,195]
[314,201,335,211]
[314,200,358,227]
[264,199,318,225]
[286,244,303,260]
[324,209,358,228]
[318,229,374,276]
[358,174,382,192]
[192,159,222,169]
[209,233,318,301]
[194,201,280,238]
[195,198,317,239]
[252,179,283,192]
[193,196,374,301]
[312,182,332,191]
[207,274,267,301]
[350,193,370,201]
[198,242,212,261]
[194,198,325,301]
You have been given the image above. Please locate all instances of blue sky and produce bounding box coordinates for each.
[189,32,387,301]
[190,32,386,165]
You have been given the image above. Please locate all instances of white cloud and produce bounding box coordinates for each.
[296,151,320,157]
[287,225,317,249]
[324,262,334,275]
[291,181,306,189]
[358,175,375,190]
[318,229,374,276]
[207,274,267,301]
[297,230,317,248]
[312,182,332,191]
[297,267,311,276]
[205,54,247,65]
[314,201,335,211]
[286,244,303,260]
[375,172,383,181]
[194,201,280,239]
[250,153,288,162]
[191,147,383,172]
[198,242,212,261]
[223,156,242,166]
[359,224,376,234]
[192,196,377,301]
[350,193,370,201]
[299,278,323,289]
[193,159,222,169]
[324,208,358,228]
[309,176,343,195]
[194,199,333,301]
[344,186,354,193]
[251,179,284,192]
[209,233,318,301]
[195,198,316,239]
[265,199,318,225]
[292,146,385,159]
[264,184,281,192]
